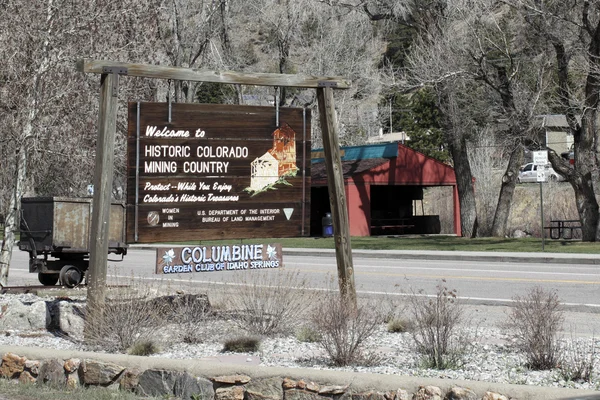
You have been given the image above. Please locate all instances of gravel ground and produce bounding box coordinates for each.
[1,293,599,392]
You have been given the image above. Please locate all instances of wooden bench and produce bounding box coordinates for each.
[544,219,582,239]
[370,219,415,234]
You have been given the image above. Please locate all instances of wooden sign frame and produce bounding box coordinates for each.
[77,59,358,323]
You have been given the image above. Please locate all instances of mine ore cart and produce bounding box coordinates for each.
[18,197,127,287]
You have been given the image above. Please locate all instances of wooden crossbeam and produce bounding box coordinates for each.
[77,59,351,89]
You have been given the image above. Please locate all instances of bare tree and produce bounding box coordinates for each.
[506,0,600,241]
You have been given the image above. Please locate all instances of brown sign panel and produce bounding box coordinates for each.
[155,243,283,274]
[127,103,311,243]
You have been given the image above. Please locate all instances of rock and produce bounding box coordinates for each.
[319,384,348,395]
[137,369,213,400]
[413,385,443,400]
[305,381,320,392]
[512,230,528,238]
[24,360,40,375]
[0,353,27,379]
[63,358,81,374]
[56,301,85,338]
[37,359,65,387]
[66,372,80,389]
[211,374,251,385]
[18,371,36,384]
[245,377,284,400]
[174,372,213,400]
[119,368,141,392]
[216,386,245,400]
[395,389,410,400]
[283,377,297,390]
[351,391,387,400]
[481,393,508,400]
[286,389,323,400]
[79,359,125,386]
[0,299,48,331]
[444,387,477,400]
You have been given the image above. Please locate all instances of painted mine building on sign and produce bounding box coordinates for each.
[311,142,460,237]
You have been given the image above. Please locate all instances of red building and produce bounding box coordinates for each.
[311,142,461,236]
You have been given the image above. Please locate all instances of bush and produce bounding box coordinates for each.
[311,291,382,366]
[128,340,160,356]
[387,317,412,333]
[559,334,597,382]
[170,293,212,344]
[508,286,564,370]
[84,277,168,352]
[295,325,321,343]
[224,269,314,336]
[222,336,261,352]
[408,281,475,369]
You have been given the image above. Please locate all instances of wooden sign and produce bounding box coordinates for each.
[127,103,311,243]
[155,243,283,274]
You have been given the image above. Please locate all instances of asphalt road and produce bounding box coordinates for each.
[7,246,600,305]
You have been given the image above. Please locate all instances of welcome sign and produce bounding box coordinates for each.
[126,103,311,243]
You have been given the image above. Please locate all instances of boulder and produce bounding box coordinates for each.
[137,369,213,400]
[55,301,85,338]
[0,353,27,379]
[413,385,443,400]
[216,386,245,400]
[286,389,323,400]
[211,374,251,385]
[444,387,477,400]
[0,299,48,331]
[79,359,125,386]
[37,359,65,387]
[245,377,284,400]
[119,368,141,392]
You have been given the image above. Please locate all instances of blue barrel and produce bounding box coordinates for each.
[322,212,333,237]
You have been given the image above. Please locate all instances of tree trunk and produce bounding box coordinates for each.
[491,145,524,237]
[448,133,478,238]
[0,142,30,287]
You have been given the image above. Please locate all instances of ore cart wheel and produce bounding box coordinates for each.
[38,273,59,286]
[59,265,84,288]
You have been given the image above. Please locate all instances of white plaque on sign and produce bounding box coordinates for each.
[537,168,546,182]
[533,151,548,166]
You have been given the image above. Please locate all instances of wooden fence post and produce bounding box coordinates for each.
[85,72,119,339]
[317,87,356,306]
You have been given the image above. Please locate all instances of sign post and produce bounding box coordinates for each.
[533,150,548,251]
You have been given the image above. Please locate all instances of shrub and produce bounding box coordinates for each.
[387,317,412,333]
[224,269,314,336]
[559,334,597,382]
[223,336,261,352]
[311,291,382,366]
[296,325,321,343]
[128,340,160,356]
[171,293,212,344]
[84,277,168,352]
[508,286,564,370]
[408,281,475,369]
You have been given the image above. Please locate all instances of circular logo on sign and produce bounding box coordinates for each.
[147,211,160,226]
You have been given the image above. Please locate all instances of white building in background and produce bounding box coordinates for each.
[367,128,410,144]
[537,114,576,154]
